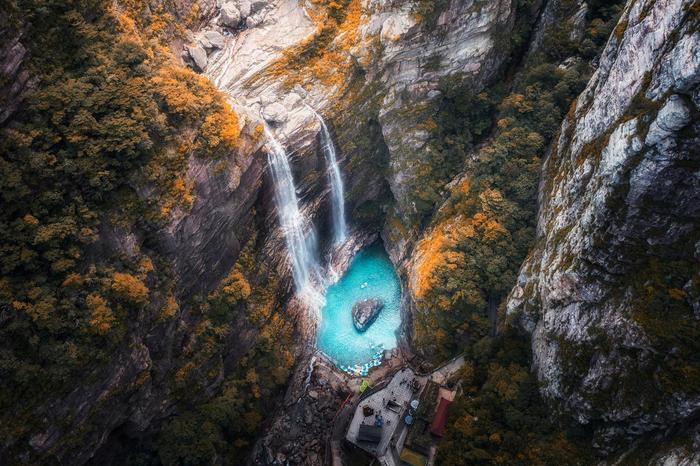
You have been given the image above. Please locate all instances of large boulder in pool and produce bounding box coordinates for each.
[352,298,384,332]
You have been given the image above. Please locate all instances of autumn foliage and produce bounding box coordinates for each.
[258,0,367,95]
[111,272,149,305]
[0,0,242,456]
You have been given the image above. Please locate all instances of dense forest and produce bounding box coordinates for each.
[0,0,297,463]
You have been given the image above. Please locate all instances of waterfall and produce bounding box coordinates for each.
[308,107,347,245]
[262,121,321,300]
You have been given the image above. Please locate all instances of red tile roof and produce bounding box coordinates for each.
[430,398,451,437]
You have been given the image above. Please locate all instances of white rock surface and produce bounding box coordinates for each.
[261,102,288,124]
[238,0,252,18]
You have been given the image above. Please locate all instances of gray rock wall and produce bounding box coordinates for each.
[507,0,700,449]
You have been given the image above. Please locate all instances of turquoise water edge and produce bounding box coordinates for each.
[317,243,402,373]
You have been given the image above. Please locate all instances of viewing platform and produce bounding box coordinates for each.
[343,356,464,465]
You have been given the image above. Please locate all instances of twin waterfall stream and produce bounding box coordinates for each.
[308,106,347,246]
[265,111,402,374]
[263,111,347,305]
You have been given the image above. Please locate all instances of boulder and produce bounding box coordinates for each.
[238,0,252,18]
[219,2,241,27]
[246,14,262,28]
[251,0,267,13]
[352,298,384,332]
[261,102,288,124]
[186,45,208,71]
[197,35,212,49]
[201,30,225,50]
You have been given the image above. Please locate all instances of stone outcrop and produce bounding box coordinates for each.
[0,13,35,125]
[219,2,241,28]
[507,0,700,450]
[199,30,225,49]
[352,298,384,332]
[186,44,208,71]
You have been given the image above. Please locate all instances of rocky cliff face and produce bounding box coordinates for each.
[192,0,517,264]
[508,0,699,450]
[0,11,34,125]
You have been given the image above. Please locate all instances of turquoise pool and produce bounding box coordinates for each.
[317,243,402,374]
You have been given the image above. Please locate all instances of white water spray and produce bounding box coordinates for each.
[307,106,347,245]
[262,121,323,305]
[303,355,317,391]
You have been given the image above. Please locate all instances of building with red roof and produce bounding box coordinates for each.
[430,397,451,437]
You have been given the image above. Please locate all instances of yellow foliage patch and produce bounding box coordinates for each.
[160,293,179,320]
[221,269,252,305]
[201,102,241,150]
[669,288,687,300]
[87,293,115,334]
[62,273,83,287]
[413,215,474,303]
[139,256,154,276]
[22,214,39,226]
[257,0,367,96]
[111,272,149,304]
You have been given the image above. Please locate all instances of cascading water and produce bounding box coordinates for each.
[262,121,322,302]
[307,107,347,245]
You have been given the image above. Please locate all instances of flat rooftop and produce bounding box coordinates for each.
[345,368,425,458]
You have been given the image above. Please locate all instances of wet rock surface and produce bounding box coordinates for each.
[352,298,384,332]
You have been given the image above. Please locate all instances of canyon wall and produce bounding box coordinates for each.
[3,0,698,463]
[507,0,700,450]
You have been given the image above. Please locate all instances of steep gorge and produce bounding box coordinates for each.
[1,0,699,464]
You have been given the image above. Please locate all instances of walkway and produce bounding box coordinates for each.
[427,355,465,385]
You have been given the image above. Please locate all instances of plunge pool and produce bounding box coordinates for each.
[317,243,402,375]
